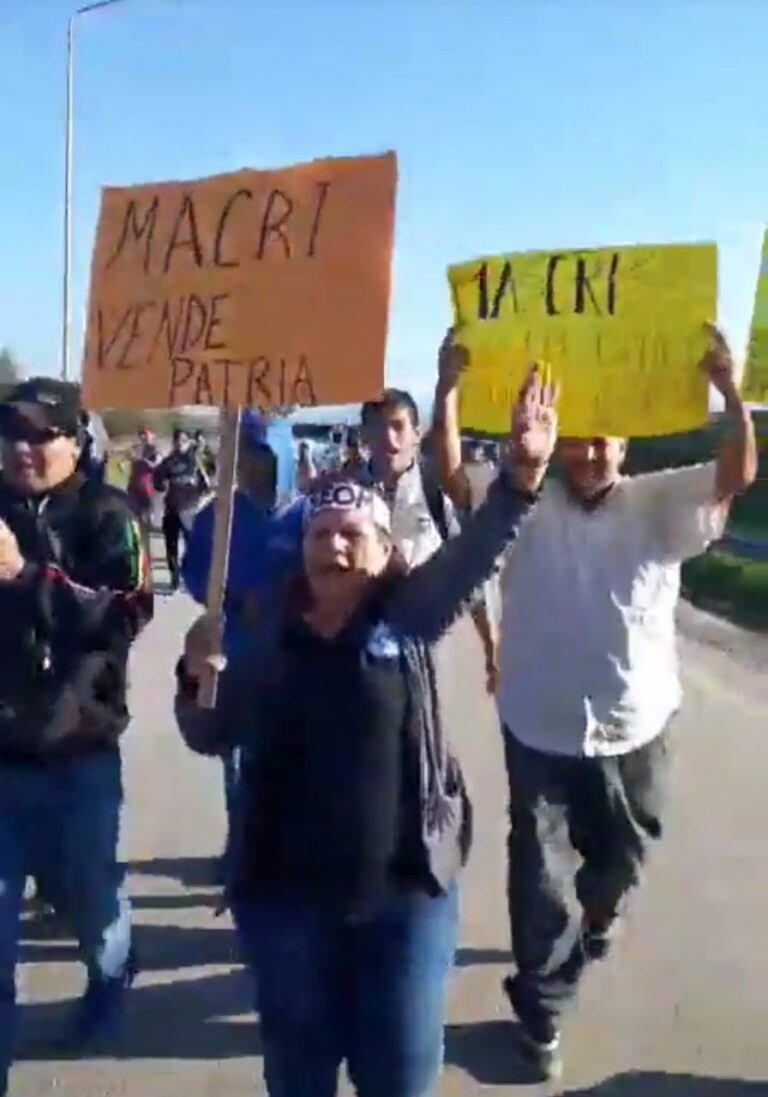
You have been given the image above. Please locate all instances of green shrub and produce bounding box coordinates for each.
[682,551,768,629]
[729,477,768,537]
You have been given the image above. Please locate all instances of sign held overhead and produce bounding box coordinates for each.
[743,228,768,406]
[83,151,397,411]
[449,242,717,437]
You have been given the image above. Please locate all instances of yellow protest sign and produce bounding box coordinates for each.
[448,242,717,437]
[82,152,397,411]
[743,229,768,405]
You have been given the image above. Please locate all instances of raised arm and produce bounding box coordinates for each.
[703,324,758,504]
[388,366,558,643]
[431,328,473,510]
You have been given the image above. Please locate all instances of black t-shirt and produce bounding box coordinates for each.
[236,608,419,918]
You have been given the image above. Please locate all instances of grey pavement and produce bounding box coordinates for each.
[9,589,768,1096]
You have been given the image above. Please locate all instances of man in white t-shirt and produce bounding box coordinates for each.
[432,326,757,1080]
[359,388,499,687]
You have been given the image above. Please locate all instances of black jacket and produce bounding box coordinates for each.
[177,474,537,902]
[0,472,153,762]
[153,450,209,515]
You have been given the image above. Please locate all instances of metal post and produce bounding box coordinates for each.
[61,0,132,383]
[62,16,74,381]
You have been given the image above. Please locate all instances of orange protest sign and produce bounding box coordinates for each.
[82,152,397,410]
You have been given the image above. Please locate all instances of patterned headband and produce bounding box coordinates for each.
[303,480,392,534]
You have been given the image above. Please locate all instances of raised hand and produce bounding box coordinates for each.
[506,365,558,493]
[700,323,738,401]
[436,327,470,391]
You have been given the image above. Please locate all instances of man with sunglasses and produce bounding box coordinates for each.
[0,378,153,1096]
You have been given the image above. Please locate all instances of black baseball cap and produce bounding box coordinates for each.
[0,378,82,439]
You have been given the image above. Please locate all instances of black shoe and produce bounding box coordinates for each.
[66,948,138,1051]
[27,895,64,939]
[503,975,563,1082]
[582,916,619,962]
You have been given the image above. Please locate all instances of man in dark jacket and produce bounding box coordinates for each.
[154,427,210,591]
[0,379,152,1096]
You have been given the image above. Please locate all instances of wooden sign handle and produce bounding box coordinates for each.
[198,405,242,710]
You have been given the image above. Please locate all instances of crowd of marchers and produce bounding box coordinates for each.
[0,324,757,1096]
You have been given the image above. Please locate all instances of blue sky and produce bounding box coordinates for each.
[0,0,765,403]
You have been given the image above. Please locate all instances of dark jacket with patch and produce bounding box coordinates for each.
[0,473,153,762]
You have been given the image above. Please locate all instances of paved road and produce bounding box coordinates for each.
[10,587,768,1096]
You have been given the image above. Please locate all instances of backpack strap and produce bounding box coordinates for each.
[419,461,450,542]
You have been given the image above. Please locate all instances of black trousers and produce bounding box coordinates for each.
[503,726,672,1030]
[162,509,187,588]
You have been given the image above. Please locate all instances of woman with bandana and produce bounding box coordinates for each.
[174,369,557,1097]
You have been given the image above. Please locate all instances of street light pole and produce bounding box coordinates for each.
[62,0,131,381]
[62,17,74,381]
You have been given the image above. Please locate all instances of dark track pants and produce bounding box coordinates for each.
[503,727,672,1031]
[162,509,187,589]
